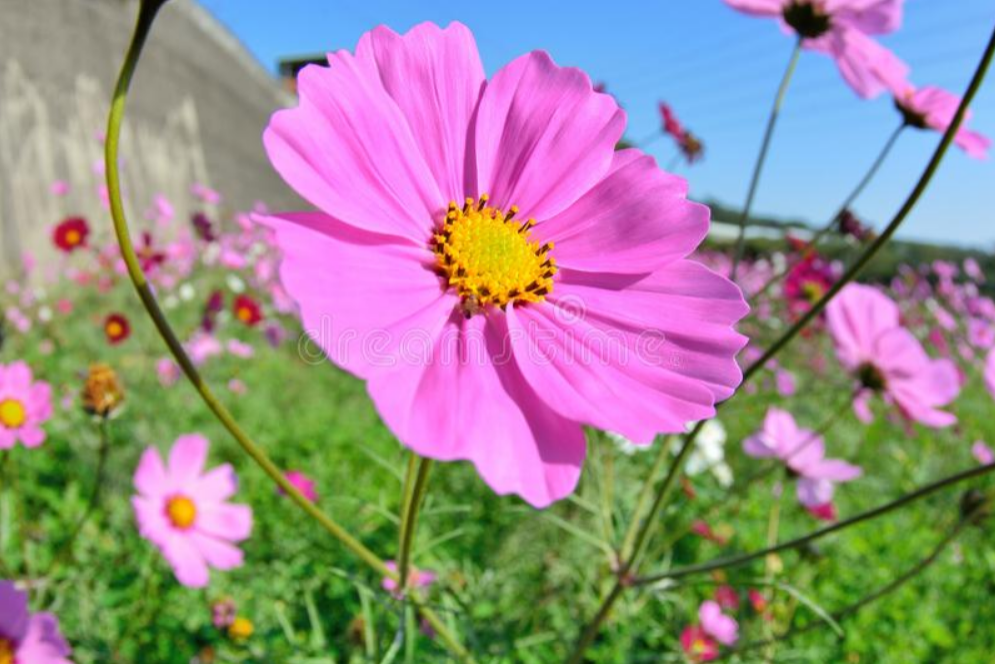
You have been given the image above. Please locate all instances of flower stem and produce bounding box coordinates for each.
[634,461,995,585]
[398,456,433,589]
[619,435,675,562]
[751,123,906,301]
[730,40,803,281]
[105,4,471,660]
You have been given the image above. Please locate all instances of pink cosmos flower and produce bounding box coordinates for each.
[967,318,994,349]
[0,361,52,449]
[259,22,748,508]
[382,560,437,598]
[972,441,994,465]
[700,600,738,646]
[894,85,990,159]
[724,0,908,99]
[0,581,72,663]
[826,284,960,427]
[964,258,985,283]
[744,407,862,508]
[680,625,719,662]
[279,470,317,502]
[132,434,253,587]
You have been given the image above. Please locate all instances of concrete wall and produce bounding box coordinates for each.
[0,0,298,275]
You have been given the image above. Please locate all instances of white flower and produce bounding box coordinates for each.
[681,419,733,487]
[606,431,644,456]
[226,274,246,294]
[178,283,196,302]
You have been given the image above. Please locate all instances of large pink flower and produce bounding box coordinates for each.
[827,284,960,427]
[132,434,253,587]
[744,407,861,507]
[259,23,748,507]
[724,0,908,98]
[0,580,72,663]
[894,84,990,159]
[0,361,52,450]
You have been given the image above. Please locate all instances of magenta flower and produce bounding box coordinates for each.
[0,361,52,449]
[259,23,748,507]
[723,0,908,98]
[972,441,994,465]
[680,625,719,662]
[744,407,861,508]
[0,580,72,663]
[132,434,253,588]
[827,284,960,427]
[279,470,317,502]
[894,85,990,159]
[700,600,738,646]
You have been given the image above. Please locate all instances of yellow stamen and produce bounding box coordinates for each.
[106,321,124,338]
[0,399,27,429]
[65,229,81,245]
[432,195,556,316]
[236,307,252,322]
[0,637,14,664]
[228,616,254,640]
[166,495,197,529]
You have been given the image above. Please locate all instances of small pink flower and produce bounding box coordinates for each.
[714,585,740,611]
[0,361,52,449]
[973,441,994,465]
[986,348,995,401]
[191,183,222,205]
[131,434,253,587]
[227,379,247,395]
[279,470,318,502]
[723,0,908,99]
[50,180,70,196]
[680,625,718,662]
[964,258,985,283]
[827,284,960,428]
[744,408,861,508]
[775,367,796,396]
[226,339,255,358]
[186,332,223,367]
[382,560,436,598]
[0,581,72,663]
[894,85,990,159]
[156,358,181,387]
[700,600,738,646]
[967,318,994,349]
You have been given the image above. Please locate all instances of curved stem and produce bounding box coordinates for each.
[398,457,433,589]
[44,418,112,577]
[751,123,905,302]
[730,40,802,281]
[718,513,976,660]
[105,4,472,660]
[565,24,995,661]
[635,461,995,585]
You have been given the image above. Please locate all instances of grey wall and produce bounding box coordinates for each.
[0,0,299,275]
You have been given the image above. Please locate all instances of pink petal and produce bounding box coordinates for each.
[473,51,625,221]
[818,27,909,99]
[16,612,72,662]
[797,477,834,507]
[190,532,245,571]
[161,533,211,588]
[0,581,29,642]
[722,0,784,16]
[826,284,900,369]
[699,600,739,646]
[17,426,46,448]
[358,22,485,202]
[192,463,238,504]
[2,361,33,391]
[537,149,708,273]
[196,503,253,542]
[133,446,167,498]
[807,458,863,482]
[985,348,995,400]
[259,211,457,380]
[167,434,210,488]
[367,312,586,508]
[132,495,172,547]
[853,389,875,423]
[830,0,904,35]
[263,42,444,242]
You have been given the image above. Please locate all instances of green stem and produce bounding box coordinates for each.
[619,435,675,562]
[751,123,905,301]
[634,461,995,585]
[730,40,802,281]
[105,4,471,660]
[398,457,433,589]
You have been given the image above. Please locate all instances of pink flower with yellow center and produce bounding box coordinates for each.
[0,581,72,663]
[132,434,253,588]
[259,22,748,508]
[0,361,52,450]
[723,0,909,99]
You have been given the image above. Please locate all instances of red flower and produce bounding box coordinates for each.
[806,502,837,522]
[135,232,167,273]
[659,102,684,139]
[784,254,836,316]
[104,313,131,345]
[715,585,740,611]
[53,217,90,253]
[233,295,263,327]
[680,625,719,662]
[691,520,728,546]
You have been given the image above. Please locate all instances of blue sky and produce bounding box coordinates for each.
[198,0,994,248]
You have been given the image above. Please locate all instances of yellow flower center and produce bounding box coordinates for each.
[0,399,27,429]
[228,616,254,640]
[801,280,825,303]
[106,321,124,338]
[166,495,197,529]
[236,307,252,322]
[433,196,556,316]
[0,637,14,664]
[65,229,81,246]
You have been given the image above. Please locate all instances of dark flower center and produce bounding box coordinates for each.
[894,96,929,129]
[857,362,887,391]
[783,1,832,39]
